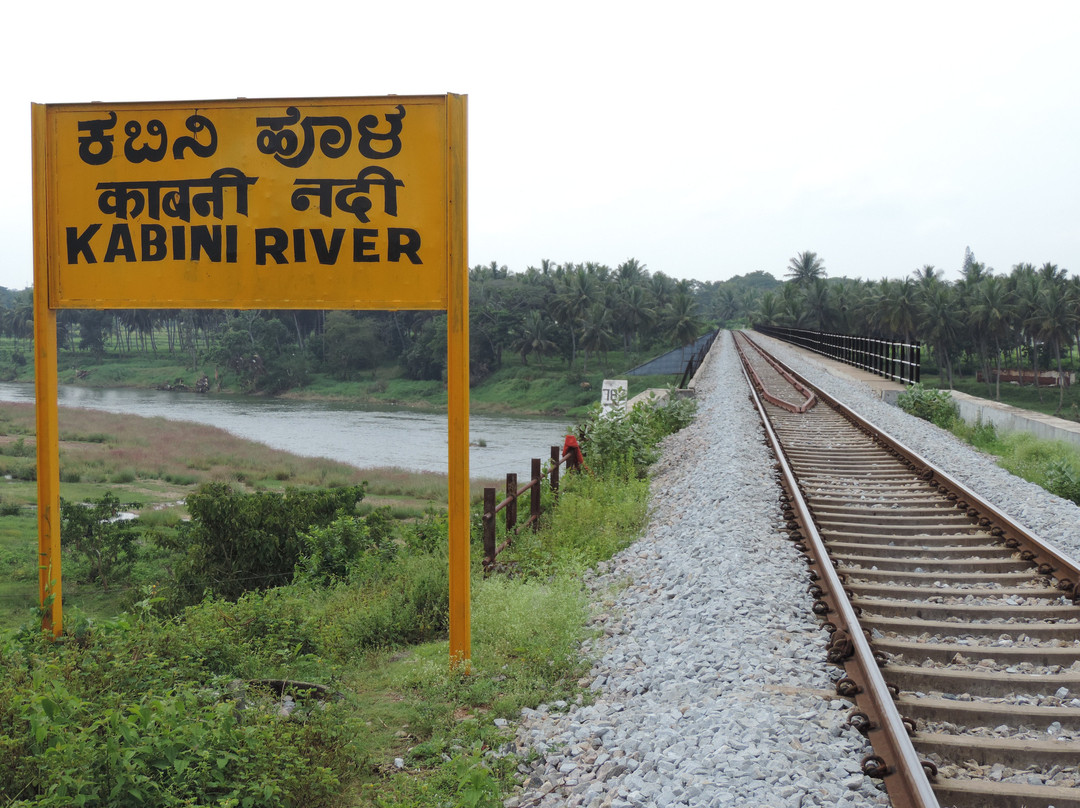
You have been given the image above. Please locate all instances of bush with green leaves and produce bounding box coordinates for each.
[0,618,359,808]
[575,389,696,477]
[157,483,366,609]
[60,493,140,590]
[1046,458,1080,505]
[294,508,396,585]
[897,383,959,428]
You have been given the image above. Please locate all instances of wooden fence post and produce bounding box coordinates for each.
[505,473,517,536]
[530,458,542,531]
[550,445,560,493]
[483,487,496,569]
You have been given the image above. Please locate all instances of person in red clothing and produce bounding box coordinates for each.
[562,434,587,472]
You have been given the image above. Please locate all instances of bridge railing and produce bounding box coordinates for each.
[753,325,920,385]
[481,444,579,571]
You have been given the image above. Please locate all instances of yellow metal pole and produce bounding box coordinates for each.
[31,103,63,635]
[445,94,470,668]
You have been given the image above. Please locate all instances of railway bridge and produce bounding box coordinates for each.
[510,330,1080,808]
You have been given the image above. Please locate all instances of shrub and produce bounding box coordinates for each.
[1046,458,1080,505]
[575,389,696,477]
[60,493,140,590]
[897,383,959,428]
[295,508,396,584]
[0,624,355,808]
[157,482,366,609]
[314,551,450,656]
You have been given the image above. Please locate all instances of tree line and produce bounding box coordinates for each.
[6,248,1076,411]
[761,249,1080,412]
[1,259,756,392]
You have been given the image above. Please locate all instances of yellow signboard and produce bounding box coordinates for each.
[41,95,457,309]
[33,95,471,666]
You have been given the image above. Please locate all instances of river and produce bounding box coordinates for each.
[0,382,573,480]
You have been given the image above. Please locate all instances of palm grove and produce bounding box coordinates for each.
[0,259,726,391]
[2,249,1079,411]
[759,249,1080,414]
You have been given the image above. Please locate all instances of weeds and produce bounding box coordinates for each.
[897,383,960,428]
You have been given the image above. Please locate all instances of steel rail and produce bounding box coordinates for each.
[736,334,817,413]
[737,335,941,808]
[748,333,1080,599]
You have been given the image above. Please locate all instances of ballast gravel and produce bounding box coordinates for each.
[506,331,892,808]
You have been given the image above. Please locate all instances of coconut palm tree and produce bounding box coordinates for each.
[551,267,597,367]
[803,279,831,331]
[615,284,656,354]
[968,276,1016,400]
[785,251,826,287]
[876,278,919,342]
[662,292,704,346]
[511,310,558,366]
[918,283,963,388]
[754,291,783,327]
[1027,277,1078,413]
[579,304,615,372]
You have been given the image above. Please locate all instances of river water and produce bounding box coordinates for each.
[0,382,573,480]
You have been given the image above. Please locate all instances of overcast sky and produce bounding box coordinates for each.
[3,1,1078,291]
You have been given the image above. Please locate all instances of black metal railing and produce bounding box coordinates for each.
[753,325,920,385]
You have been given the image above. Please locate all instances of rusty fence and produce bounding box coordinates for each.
[482,444,580,571]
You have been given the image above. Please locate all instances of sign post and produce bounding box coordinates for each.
[601,379,628,417]
[32,94,471,664]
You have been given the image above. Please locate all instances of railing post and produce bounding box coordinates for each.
[550,445,560,493]
[531,457,542,531]
[483,487,496,570]
[505,473,517,535]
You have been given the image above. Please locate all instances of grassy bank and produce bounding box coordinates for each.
[0,402,476,627]
[1,391,695,806]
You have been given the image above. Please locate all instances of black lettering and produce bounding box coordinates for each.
[226,225,238,263]
[191,225,222,262]
[292,229,306,263]
[352,228,379,262]
[172,114,218,159]
[256,228,288,264]
[65,224,101,264]
[124,119,167,163]
[141,225,167,261]
[312,229,344,264]
[77,112,117,165]
[387,227,422,264]
[171,226,187,260]
[357,104,406,159]
[104,224,136,262]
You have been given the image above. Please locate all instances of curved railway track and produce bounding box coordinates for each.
[734,330,1080,808]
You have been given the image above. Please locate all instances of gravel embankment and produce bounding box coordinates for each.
[507,331,893,808]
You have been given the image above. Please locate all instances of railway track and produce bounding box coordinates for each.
[734,331,1080,808]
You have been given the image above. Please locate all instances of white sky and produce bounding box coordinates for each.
[3,0,1078,291]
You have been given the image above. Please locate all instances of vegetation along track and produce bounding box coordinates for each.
[734,330,1080,808]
